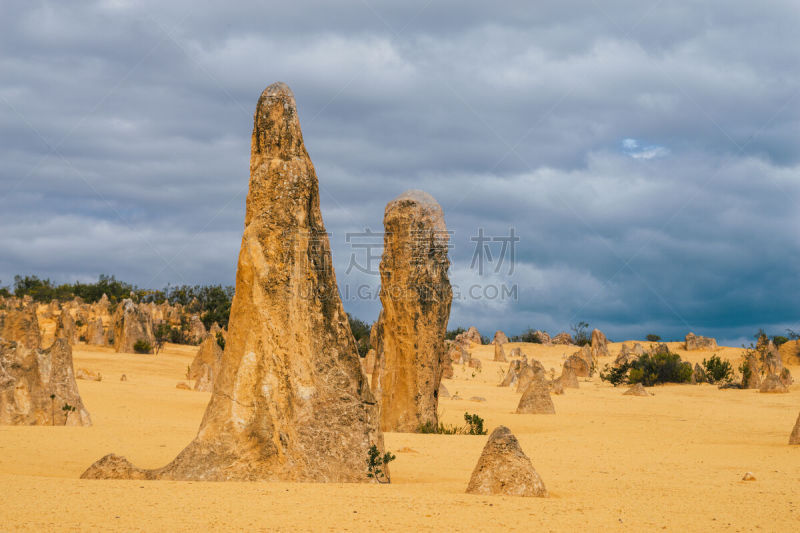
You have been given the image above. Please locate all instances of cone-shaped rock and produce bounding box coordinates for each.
[590,328,609,359]
[466,426,547,497]
[515,359,545,393]
[188,325,224,392]
[624,383,650,396]
[790,412,800,445]
[516,375,555,414]
[81,82,383,482]
[374,190,452,432]
[493,342,507,362]
[556,366,579,389]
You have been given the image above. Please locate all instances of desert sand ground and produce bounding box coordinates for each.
[1,341,798,531]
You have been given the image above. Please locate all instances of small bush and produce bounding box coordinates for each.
[513,328,542,343]
[702,355,733,384]
[646,334,661,342]
[603,347,691,387]
[772,335,788,347]
[600,363,630,386]
[366,444,395,483]
[463,412,487,435]
[445,327,466,340]
[216,331,226,350]
[417,412,487,435]
[571,321,590,346]
[133,339,152,354]
[627,350,692,386]
[739,357,753,385]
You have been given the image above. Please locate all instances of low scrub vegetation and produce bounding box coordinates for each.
[347,313,371,357]
[365,444,395,484]
[701,355,733,384]
[133,339,153,354]
[418,412,487,435]
[511,328,543,343]
[601,346,692,386]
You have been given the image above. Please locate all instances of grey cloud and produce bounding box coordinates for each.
[1,0,798,345]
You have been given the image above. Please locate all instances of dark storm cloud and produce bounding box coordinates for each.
[1,0,798,344]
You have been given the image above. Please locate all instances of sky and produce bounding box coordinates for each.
[1,0,798,346]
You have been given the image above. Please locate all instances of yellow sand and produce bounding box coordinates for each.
[1,341,798,531]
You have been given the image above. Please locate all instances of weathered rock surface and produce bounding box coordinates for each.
[188,329,224,392]
[515,359,546,393]
[362,348,377,375]
[447,342,469,365]
[499,360,523,387]
[373,190,452,433]
[439,383,450,398]
[759,374,789,393]
[86,317,106,346]
[551,332,574,345]
[534,330,551,344]
[455,326,482,346]
[564,353,590,378]
[590,329,609,359]
[188,315,207,345]
[790,412,800,445]
[81,82,383,482]
[624,383,650,396]
[493,342,507,362]
[685,332,717,351]
[465,426,547,497]
[741,353,761,389]
[0,304,41,351]
[492,331,509,345]
[468,358,483,370]
[516,374,555,414]
[0,338,91,425]
[112,299,155,353]
[555,366,579,389]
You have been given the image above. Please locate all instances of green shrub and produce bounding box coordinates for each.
[646,334,661,342]
[463,412,487,435]
[604,347,692,387]
[133,339,152,354]
[513,328,542,343]
[772,335,789,347]
[571,321,590,346]
[702,355,733,384]
[417,412,487,435]
[627,350,692,386]
[445,327,466,340]
[600,363,630,386]
[216,331,226,350]
[739,357,753,385]
[347,313,371,357]
[365,444,395,483]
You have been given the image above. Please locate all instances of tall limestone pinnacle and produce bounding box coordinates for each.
[81,82,384,482]
[373,190,453,432]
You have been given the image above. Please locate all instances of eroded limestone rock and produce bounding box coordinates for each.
[465,426,547,497]
[516,374,555,414]
[81,82,383,482]
[0,338,91,426]
[373,190,452,433]
[112,299,155,354]
[685,332,717,351]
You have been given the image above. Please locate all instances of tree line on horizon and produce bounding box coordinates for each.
[1,274,233,330]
